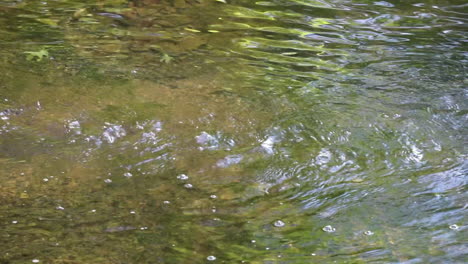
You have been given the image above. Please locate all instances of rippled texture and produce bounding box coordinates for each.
[0,0,466,263]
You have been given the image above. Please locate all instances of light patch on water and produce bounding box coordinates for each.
[216,154,243,168]
[261,136,277,154]
[398,134,426,165]
[102,123,126,144]
[56,206,65,210]
[408,144,424,163]
[196,131,219,150]
[104,179,112,183]
[124,172,133,178]
[322,225,336,233]
[177,174,189,180]
[66,120,81,135]
[140,131,158,145]
[373,1,395,7]
[32,260,40,263]
[418,163,466,193]
[0,112,9,120]
[316,148,332,165]
[85,135,102,147]
[274,220,286,227]
[364,230,374,236]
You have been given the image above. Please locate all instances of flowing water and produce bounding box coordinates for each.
[0,0,466,263]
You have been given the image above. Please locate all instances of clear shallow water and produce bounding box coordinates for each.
[0,0,466,263]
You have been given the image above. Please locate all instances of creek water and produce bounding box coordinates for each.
[0,0,466,263]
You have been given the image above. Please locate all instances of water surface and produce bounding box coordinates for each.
[0,0,466,263]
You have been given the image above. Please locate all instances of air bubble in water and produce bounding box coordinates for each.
[322,225,336,233]
[177,174,189,180]
[274,220,285,227]
[207,256,216,261]
[449,224,459,230]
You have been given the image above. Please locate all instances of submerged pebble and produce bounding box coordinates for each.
[322,225,336,233]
